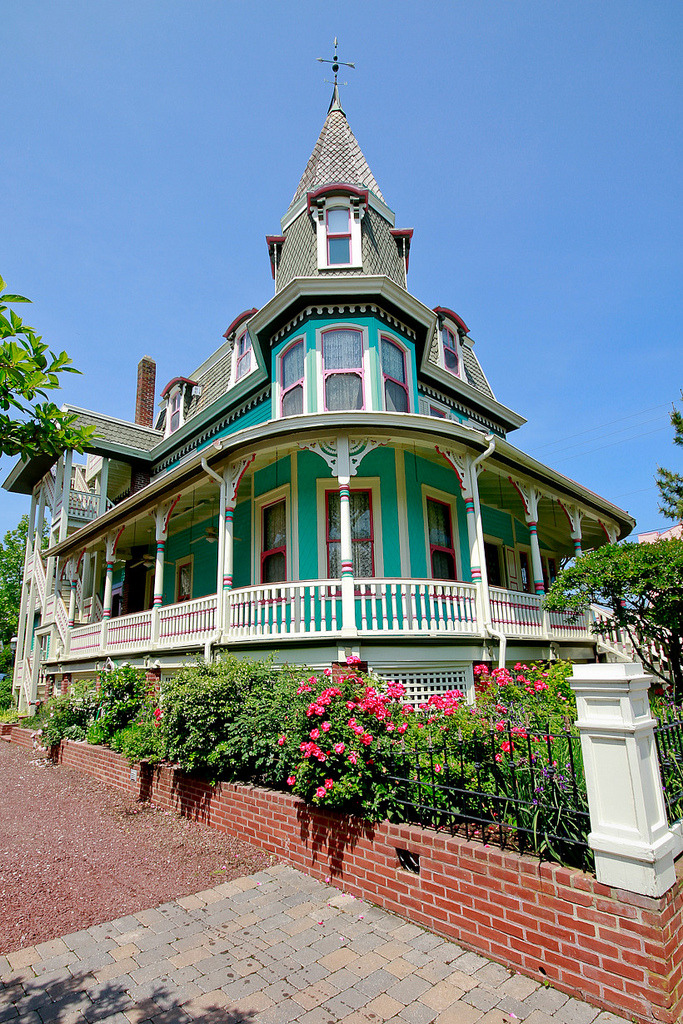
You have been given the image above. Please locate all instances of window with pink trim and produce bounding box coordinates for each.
[381,337,409,412]
[326,207,352,265]
[429,405,447,418]
[322,328,364,411]
[280,339,304,416]
[427,498,457,580]
[326,489,374,579]
[261,499,287,583]
[442,326,460,376]
[235,330,251,380]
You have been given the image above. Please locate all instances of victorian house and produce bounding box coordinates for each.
[4,86,634,712]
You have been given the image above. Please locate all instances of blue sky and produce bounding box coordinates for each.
[2,1,681,540]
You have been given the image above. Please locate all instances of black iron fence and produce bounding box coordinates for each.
[654,706,683,826]
[381,722,592,870]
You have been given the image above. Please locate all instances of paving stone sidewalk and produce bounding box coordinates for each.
[1,864,629,1024]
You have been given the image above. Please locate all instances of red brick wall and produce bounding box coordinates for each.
[9,728,683,1024]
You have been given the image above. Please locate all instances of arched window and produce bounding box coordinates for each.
[322,329,364,411]
[280,339,304,416]
[235,330,252,380]
[381,337,409,412]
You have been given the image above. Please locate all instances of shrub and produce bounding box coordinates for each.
[89,665,147,743]
[38,686,100,748]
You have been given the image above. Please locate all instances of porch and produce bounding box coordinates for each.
[62,578,590,660]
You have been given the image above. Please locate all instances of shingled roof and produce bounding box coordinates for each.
[289,89,386,209]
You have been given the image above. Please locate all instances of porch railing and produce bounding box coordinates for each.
[106,610,153,651]
[355,580,478,634]
[228,581,341,639]
[489,587,544,637]
[158,595,217,646]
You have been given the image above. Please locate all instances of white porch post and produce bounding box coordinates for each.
[13,487,40,700]
[571,662,676,897]
[558,501,584,557]
[101,529,122,649]
[220,455,255,633]
[89,551,100,622]
[59,449,73,542]
[65,558,77,655]
[510,478,545,595]
[337,436,356,638]
[98,457,110,516]
[151,507,167,645]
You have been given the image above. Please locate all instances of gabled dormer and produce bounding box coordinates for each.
[268,88,412,292]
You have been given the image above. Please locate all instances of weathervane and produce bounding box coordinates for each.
[317,37,355,88]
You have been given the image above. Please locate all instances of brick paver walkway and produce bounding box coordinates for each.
[1,864,629,1024]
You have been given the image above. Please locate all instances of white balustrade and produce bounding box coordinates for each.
[69,621,104,654]
[548,607,590,637]
[228,582,340,639]
[489,587,544,637]
[68,489,101,522]
[106,610,153,651]
[158,595,217,645]
[355,579,478,634]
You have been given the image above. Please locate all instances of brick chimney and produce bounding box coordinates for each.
[135,356,156,427]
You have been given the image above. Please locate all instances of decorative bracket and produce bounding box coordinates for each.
[348,437,386,477]
[509,477,541,524]
[557,500,584,540]
[224,453,256,510]
[299,439,339,476]
[599,520,619,544]
[435,447,473,501]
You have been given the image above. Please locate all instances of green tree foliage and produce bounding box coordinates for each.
[657,400,683,521]
[545,540,683,700]
[0,277,94,458]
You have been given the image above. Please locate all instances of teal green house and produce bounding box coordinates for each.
[5,87,634,711]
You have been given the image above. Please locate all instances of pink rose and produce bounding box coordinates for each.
[334,742,345,754]
[287,776,296,786]
[310,728,320,740]
[321,721,331,732]
[324,778,334,790]
[278,735,286,746]
[316,786,326,798]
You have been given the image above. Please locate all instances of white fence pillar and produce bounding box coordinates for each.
[571,662,676,897]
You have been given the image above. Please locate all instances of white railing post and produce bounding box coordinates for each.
[571,662,676,897]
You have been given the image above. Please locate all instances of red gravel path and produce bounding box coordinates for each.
[0,741,275,954]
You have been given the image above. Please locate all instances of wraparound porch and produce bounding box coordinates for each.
[60,579,590,661]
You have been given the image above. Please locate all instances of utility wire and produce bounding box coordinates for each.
[540,413,667,458]
[553,425,670,463]
[529,402,673,453]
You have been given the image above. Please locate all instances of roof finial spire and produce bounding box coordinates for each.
[316,37,355,113]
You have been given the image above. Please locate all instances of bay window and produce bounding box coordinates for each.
[280,339,304,416]
[322,328,364,411]
[381,337,409,412]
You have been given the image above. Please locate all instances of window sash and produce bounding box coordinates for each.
[261,499,287,583]
[427,498,457,580]
[280,340,304,415]
[443,327,459,375]
[326,489,375,578]
[382,338,409,412]
[236,331,251,379]
[322,329,364,411]
[326,208,351,265]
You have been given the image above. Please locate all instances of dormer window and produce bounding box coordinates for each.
[442,326,460,377]
[308,185,367,271]
[235,330,252,380]
[169,389,182,433]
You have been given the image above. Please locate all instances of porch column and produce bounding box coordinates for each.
[336,437,356,637]
[65,558,78,656]
[59,449,73,542]
[89,551,100,622]
[13,487,40,701]
[558,501,584,557]
[151,496,181,644]
[435,446,490,633]
[98,457,110,516]
[509,478,545,595]
[101,528,123,648]
[220,455,255,633]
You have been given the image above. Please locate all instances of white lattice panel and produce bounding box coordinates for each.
[374,665,474,705]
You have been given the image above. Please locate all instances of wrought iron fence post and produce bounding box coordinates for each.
[571,662,676,897]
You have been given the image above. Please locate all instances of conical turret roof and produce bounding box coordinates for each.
[289,90,386,209]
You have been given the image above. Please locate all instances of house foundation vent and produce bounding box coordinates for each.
[373,665,474,705]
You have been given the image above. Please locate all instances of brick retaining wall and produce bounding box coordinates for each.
[6,726,683,1023]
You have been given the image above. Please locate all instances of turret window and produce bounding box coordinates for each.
[280,339,305,416]
[381,337,409,413]
[326,207,352,265]
[322,329,364,411]
[235,330,252,380]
